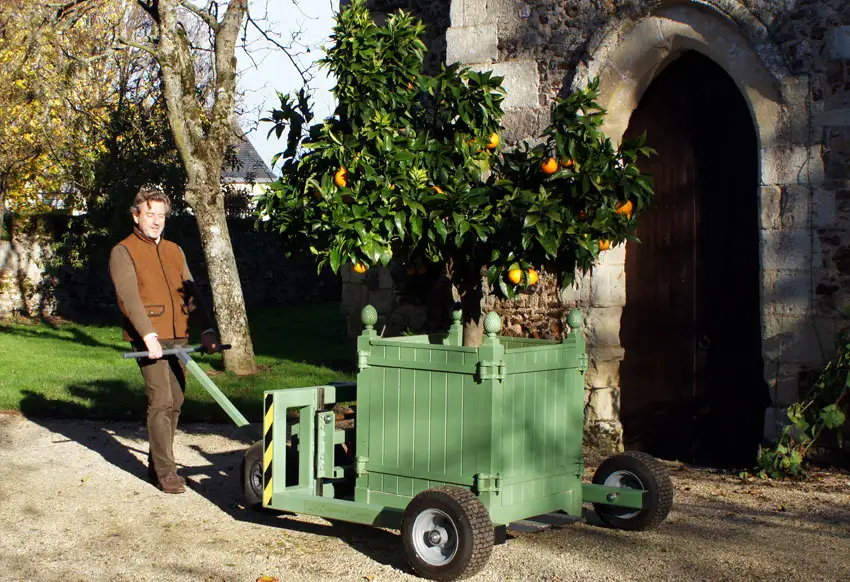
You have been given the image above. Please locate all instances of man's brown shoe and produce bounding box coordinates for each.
[157,473,186,494]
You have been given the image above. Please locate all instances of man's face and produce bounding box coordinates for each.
[133,200,167,241]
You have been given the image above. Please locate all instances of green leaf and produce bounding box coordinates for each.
[819,404,846,430]
[433,218,448,241]
[330,247,341,273]
[410,213,423,237]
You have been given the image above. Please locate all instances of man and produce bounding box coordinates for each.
[109,186,218,494]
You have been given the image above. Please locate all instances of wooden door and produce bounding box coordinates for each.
[619,52,768,467]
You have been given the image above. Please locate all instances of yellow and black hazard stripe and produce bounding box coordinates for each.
[263,393,274,506]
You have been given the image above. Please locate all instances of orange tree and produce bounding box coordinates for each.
[256,0,653,345]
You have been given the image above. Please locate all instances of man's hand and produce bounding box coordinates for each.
[144,333,163,359]
[201,330,219,353]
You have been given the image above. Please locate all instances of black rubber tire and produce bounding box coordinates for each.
[592,451,674,531]
[401,486,493,581]
[242,440,264,510]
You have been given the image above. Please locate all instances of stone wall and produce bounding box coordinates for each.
[0,215,340,321]
[349,0,850,449]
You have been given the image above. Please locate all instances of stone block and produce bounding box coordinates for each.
[340,281,368,316]
[588,346,626,362]
[759,185,782,230]
[777,75,812,146]
[826,26,850,60]
[761,268,812,316]
[761,146,825,186]
[500,108,548,144]
[590,263,626,308]
[377,265,394,290]
[585,306,622,348]
[472,61,540,110]
[558,269,591,305]
[449,0,490,28]
[813,187,837,230]
[769,363,801,406]
[367,288,395,315]
[446,24,497,65]
[760,230,812,271]
[814,108,850,128]
[761,313,824,368]
[587,358,620,389]
[597,242,626,266]
[587,387,620,421]
[780,184,811,230]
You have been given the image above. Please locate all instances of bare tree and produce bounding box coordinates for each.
[46,0,325,374]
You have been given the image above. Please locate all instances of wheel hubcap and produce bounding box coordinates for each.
[250,460,263,496]
[602,469,643,519]
[412,509,458,566]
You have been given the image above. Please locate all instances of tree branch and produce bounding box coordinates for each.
[117,36,158,58]
[246,12,311,87]
[179,0,220,33]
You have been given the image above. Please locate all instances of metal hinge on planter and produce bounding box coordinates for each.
[357,350,370,370]
[474,473,502,494]
[478,360,506,381]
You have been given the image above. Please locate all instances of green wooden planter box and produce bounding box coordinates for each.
[351,305,589,526]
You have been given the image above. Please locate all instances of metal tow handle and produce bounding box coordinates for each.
[122,344,232,360]
[120,344,253,432]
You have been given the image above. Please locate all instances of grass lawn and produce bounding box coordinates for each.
[0,302,356,423]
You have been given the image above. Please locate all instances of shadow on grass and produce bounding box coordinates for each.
[19,384,406,573]
[0,321,123,351]
[246,303,357,373]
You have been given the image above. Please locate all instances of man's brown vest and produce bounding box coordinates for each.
[118,229,190,342]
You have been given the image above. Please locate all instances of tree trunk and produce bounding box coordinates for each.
[146,0,256,375]
[188,181,257,375]
[450,261,486,347]
[0,184,5,242]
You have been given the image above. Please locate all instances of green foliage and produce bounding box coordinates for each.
[257,0,653,307]
[757,332,849,479]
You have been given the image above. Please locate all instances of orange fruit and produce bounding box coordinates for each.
[486,132,500,150]
[560,158,575,169]
[432,186,444,195]
[540,157,558,175]
[334,167,348,188]
[312,191,322,200]
[527,269,539,286]
[616,200,633,218]
[507,269,523,285]
[598,240,611,251]
[353,262,367,274]
[407,82,413,90]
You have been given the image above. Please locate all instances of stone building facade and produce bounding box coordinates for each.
[353,0,850,462]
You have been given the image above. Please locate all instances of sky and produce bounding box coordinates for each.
[236,1,339,175]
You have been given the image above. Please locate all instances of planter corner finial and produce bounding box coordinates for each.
[484,311,502,338]
[361,305,378,330]
[567,308,583,331]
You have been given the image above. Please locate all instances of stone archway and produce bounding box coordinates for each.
[570,1,821,450]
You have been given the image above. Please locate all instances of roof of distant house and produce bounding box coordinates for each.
[222,137,276,184]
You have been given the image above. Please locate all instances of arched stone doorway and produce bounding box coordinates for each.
[619,51,769,467]
[568,1,820,463]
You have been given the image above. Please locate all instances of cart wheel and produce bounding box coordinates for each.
[592,451,674,531]
[401,486,493,581]
[241,440,300,510]
[242,440,264,510]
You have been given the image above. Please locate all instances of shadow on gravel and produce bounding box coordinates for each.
[181,432,411,573]
[18,397,409,574]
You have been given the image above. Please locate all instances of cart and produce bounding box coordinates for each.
[125,306,673,581]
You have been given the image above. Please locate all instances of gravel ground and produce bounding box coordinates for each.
[1,412,849,582]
